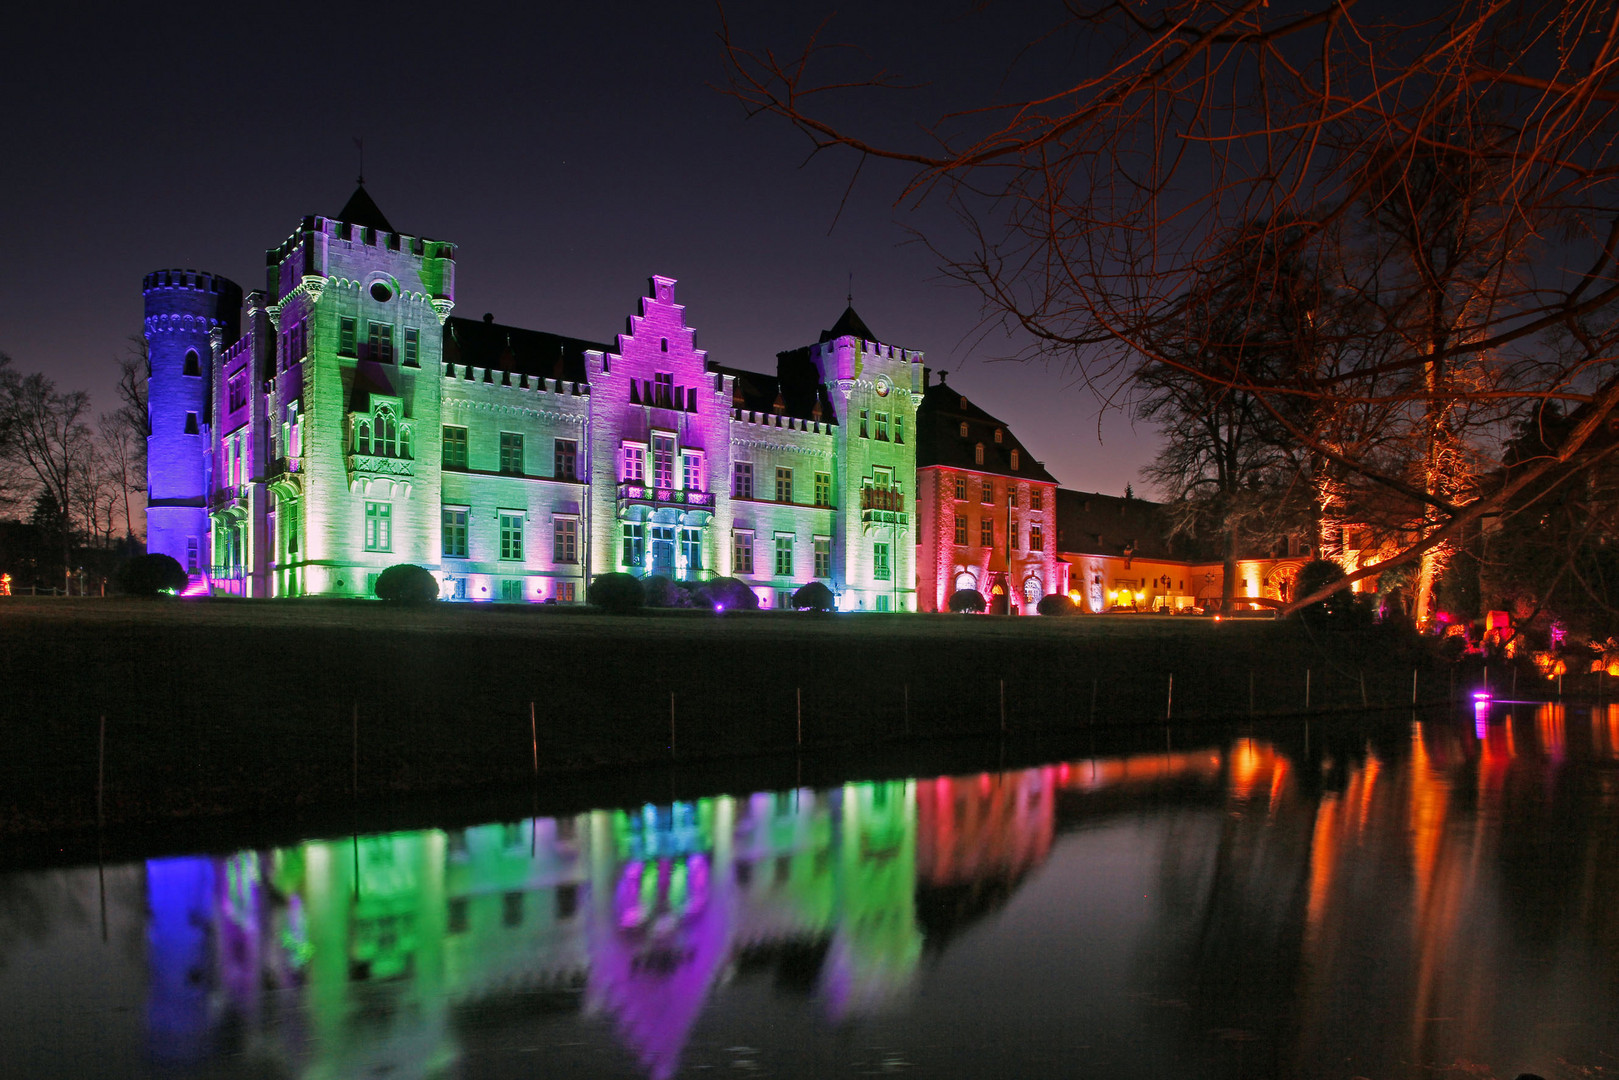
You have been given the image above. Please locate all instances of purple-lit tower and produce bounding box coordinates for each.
[144,269,242,582]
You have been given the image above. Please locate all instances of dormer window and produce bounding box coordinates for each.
[959,396,968,410]
[1010,449,1019,470]
[994,428,1003,443]
[959,421,968,438]
[974,443,984,465]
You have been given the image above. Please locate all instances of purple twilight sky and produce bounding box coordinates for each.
[1,3,1158,507]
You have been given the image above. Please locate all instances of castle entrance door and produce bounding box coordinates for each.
[650,525,676,577]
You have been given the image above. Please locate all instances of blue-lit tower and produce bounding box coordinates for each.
[144,269,242,581]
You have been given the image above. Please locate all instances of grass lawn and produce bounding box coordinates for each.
[0,596,1445,839]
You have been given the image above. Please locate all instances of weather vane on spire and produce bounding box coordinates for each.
[354,136,365,186]
[847,271,853,307]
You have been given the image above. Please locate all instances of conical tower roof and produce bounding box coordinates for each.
[821,305,877,343]
[335,184,395,232]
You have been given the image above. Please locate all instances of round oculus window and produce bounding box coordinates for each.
[370,281,394,303]
[875,377,891,397]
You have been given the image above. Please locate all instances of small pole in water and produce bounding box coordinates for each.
[1090,678,1098,726]
[1558,672,1563,698]
[797,687,802,747]
[1000,679,1006,734]
[1249,671,1255,717]
[1166,674,1174,722]
[97,715,105,831]
[1412,669,1419,706]
[1306,669,1312,711]
[1513,667,1518,698]
[530,701,538,778]
[670,692,676,758]
[1360,672,1368,708]
[1484,664,1490,696]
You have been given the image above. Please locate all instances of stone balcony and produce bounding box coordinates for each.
[616,483,715,509]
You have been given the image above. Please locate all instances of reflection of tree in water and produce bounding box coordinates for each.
[0,866,145,974]
[1137,743,1317,1079]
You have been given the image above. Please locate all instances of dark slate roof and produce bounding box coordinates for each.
[821,305,877,344]
[914,377,1058,484]
[442,316,609,384]
[718,358,837,424]
[1055,488,1213,561]
[335,185,395,232]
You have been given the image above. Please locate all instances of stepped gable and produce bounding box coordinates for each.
[334,184,395,232]
[914,378,1057,484]
[1055,488,1203,561]
[443,315,608,384]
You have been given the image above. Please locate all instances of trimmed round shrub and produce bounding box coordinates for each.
[1037,593,1076,616]
[375,563,440,603]
[591,573,645,614]
[643,575,693,608]
[1292,559,1361,623]
[114,553,188,596]
[792,581,836,612]
[697,576,759,612]
[949,588,987,613]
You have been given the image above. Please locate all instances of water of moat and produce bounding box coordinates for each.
[4,702,1618,1080]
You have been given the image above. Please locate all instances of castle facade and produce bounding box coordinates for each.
[145,188,919,609]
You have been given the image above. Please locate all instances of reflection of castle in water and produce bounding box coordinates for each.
[134,747,1286,1079]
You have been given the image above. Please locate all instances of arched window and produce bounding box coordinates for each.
[1010,449,1020,470]
[183,350,200,377]
[355,420,370,455]
[375,407,397,457]
[959,421,968,438]
[974,443,984,465]
[399,426,413,460]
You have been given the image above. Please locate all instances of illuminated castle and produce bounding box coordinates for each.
[145,187,1311,611]
[145,186,920,609]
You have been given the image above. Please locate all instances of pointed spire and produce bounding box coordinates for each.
[336,185,395,232]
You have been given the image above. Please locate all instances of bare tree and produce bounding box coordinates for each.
[724,0,1619,618]
[3,373,93,583]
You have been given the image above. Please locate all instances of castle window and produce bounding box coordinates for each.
[682,451,703,492]
[1010,449,1019,470]
[184,412,199,435]
[652,435,675,488]
[959,421,967,438]
[364,502,392,552]
[442,425,468,469]
[894,414,904,444]
[981,478,994,504]
[981,517,993,547]
[554,439,578,482]
[653,371,674,408]
[403,328,419,367]
[622,522,645,567]
[499,512,524,561]
[959,396,968,410]
[994,428,1003,443]
[370,280,393,303]
[339,318,357,357]
[399,426,412,460]
[1011,524,1021,550]
[732,531,754,575]
[621,443,645,483]
[681,527,703,575]
[955,515,968,545]
[355,420,371,455]
[367,323,394,363]
[1030,523,1044,550]
[954,474,967,501]
[773,534,794,577]
[554,517,578,564]
[374,407,398,457]
[814,536,831,578]
[183,350,200,377]
[228,373,248,413]
[442,507,468,558]
[875,412,889,441]
[283,500,299,556]
[974,443,984,466]
[873,542,891,580]
[660,338,668,352]
[499,432,524,475]
[732,461,752,499]
[774,467,793,504]
[859,410,869,438]
[813,471,831,507]
[1031,488,1043,511]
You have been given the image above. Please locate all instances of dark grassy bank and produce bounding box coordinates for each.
[0,596,1475,842]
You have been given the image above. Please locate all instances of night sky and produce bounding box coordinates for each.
[2,3,1154,506]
